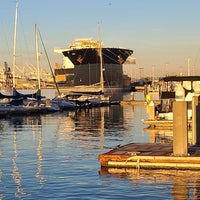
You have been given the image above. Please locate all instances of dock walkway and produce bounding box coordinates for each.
[98,143,200,170]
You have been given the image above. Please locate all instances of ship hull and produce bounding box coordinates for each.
[55,47,133,94]
[55,63,131,91]
[62,48,133,65]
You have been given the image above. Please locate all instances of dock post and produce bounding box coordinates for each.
[192,96,198,144]
[147,101,155,120]
[196,96,200,144]
[130,92,134,100]
[173,101,188,156]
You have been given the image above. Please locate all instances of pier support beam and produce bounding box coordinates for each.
[192,96,198,145]
[173,101,188,156]
[196,96,200,145]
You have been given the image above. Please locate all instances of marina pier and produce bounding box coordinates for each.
[99,96,200,170]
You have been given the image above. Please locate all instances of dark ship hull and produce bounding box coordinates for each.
[55,63,127,89]
[62,48,133,65]
[55,48,133,92]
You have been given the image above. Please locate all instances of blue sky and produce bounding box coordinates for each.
[1,0,200,77]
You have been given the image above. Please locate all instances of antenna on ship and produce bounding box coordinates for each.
[98,23,104,94]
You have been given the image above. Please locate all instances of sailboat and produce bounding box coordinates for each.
[11,1,42,102]
[35,24,60,112]
[76,24,110,107]
[0,3,60,116]
[34,24,76,110]
[0,2,38,103]
[97,24,110,106]
[62,25,111,107]
[11,2,59,112]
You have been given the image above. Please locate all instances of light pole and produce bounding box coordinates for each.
[138,67,143,79]
[187,57,190,76]
[165,62,169,76]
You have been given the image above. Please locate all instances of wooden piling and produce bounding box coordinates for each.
[147,101,155,120]
[196,97,200,145]
[173,101,188,156]
[192,96,198,144]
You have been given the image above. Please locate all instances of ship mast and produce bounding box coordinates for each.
[98,24,104,93]
[12,1,18,89]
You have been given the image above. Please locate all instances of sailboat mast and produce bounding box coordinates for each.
[98,24,104,93]
[37,27,61,96]
[12,1,18,88]
[35,24,41,90]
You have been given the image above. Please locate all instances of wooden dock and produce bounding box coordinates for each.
[99,99,200,170]
[120,100,147,105]
[142,119,192,128]
[98,143,200,170]
[120,100,160,106]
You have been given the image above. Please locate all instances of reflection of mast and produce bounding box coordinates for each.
[99,107,107,149]
[12,132,26,195]
[35,122,45,185]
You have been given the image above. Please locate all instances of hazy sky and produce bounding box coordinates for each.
[1,0,200,77]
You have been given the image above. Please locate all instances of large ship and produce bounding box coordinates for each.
[54,38,134,93]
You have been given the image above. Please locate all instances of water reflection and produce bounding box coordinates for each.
[1,115,43,198]
[144,128,193,144]
[12,131,26,197]
[54,107,110,150]
[99,168,200,199]
[35,124,46,186]
[8,115,42,129]
[0,101,181,199]
[53,105,146,150]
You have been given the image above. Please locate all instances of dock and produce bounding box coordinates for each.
[98,143,200,170]
[120,100,160,106]
[142,119,192,128]
[99,96,200,171]
[120,100,147,105]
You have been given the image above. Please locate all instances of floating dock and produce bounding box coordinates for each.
[120,100,147,105]
[142,119,192,128]
[120,100,160,106]
[98,143,200,170]
[142,119,173,128]
[99,96,200,170]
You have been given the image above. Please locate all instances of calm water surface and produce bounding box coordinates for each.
[0,90,200,199]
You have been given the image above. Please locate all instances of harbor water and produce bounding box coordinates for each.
[0,89,200,199]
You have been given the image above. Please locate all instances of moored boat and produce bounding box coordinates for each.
[50,96,77,110]
[143,75,200,128]
[0,100,56,117]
